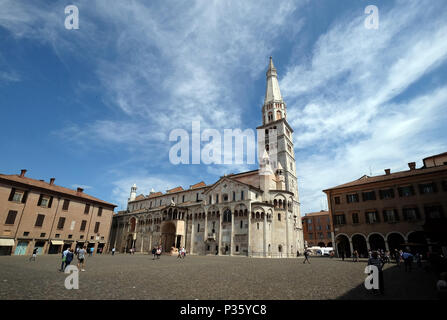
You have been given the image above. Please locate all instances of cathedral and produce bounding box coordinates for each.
[109,58,305,257]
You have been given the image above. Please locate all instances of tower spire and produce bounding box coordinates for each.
[262,56,286,124]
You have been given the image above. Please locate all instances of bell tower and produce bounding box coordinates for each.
[258,57,298,197]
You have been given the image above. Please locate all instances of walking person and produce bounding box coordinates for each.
[402,250,414,272]
[29,247,38,262]
[181,247,186,259]
[367,251,385,295]
[156,247,161,259]
[60,247,69,271]
[112,247,116,256]
[303,249,310,264]
[177,248,182,259]
[64,249,74,271]
[151,247,157,260]
[77,246,87,271]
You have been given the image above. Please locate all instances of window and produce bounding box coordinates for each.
[379,189,395,199]
[5,210,17,225]
[241,191,244,200]
[425,206,443,220]
[223,194,228,202]
[40,233,46,237]
[98,207,103,217]
[317,225,322,230]
[352,213,359,224]
[362,191,376,201]
[68,234,73,239]
[84,204,90,214]
[257,223,259,230]
[209,195,212,204]
[307,218,312,224]
[23,232,29,236]
[365,211,380,224]
[90,236,94,240]
[236,245,239,252]
[55,234,60,238]
[278,213,281,221]
[35,214,45,227]
[442,181,447,192]
[62,199,70,211]
[403,207,419,221]
[327,232,331,238]
[334,196,340,204]
[334,214,346,225]
[57,217,66,230]
[383,209,399,223]
[160,200,162,206]
[319,233,324,239]
[8,188,28,203]
[240,220,243,228]
[346,194,359,203]
[419,183,437,194]
[196,193,199,202]
[38,195,51,208]
[182,195,185,202]
[308,233,313,240]
[216,194,219,203]
[197,224,200,231]
[94,222,100,233]
[308,225,313,231]
[80,235,84,239]
[80,220,87,231]
[398,185,415,197]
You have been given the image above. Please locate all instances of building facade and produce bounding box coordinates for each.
[0,170,116,256]
[109,58,305,257]
[324,153,447,258]
[301,210,333,248]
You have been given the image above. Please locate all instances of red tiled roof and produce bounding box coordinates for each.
[324,165,447,191]
[304,211,329,217]
[0,173,116,207]
[135,194,145,201]
[190,181,206,189]
[166,186,184,193]
[148,192,163,198]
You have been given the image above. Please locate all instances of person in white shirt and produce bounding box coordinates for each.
[60,248,69,271]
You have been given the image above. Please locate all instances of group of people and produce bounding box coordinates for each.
[151,246,162,259]
[177,247,186,259]
[60,246,87,272]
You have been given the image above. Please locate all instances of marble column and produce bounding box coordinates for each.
[191,214,195,255]
[247,203,252,257]
[230,207,235,256]
[204,208,208,253]
[263,212,267,257]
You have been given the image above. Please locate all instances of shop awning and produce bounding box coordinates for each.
[0,238,15,246]
[51,240,64,245]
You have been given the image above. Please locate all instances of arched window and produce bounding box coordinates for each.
[276,110,282,119]
[223,209,231,223]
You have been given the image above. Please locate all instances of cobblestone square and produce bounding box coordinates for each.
[0,254,438,300]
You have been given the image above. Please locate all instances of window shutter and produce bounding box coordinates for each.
[398,187,403,197]
[8,188,16,201]
[375,211,380,222]
[379,190,383,199]
[383,210,388,222]
[37,194,43,206]
[21,191,28,203]
[365,212,369,224]
[48,196,53,208]
[394,209,399,221]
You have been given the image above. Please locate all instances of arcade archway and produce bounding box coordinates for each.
[352,234,368,257]
[161,222,176,253]
[336,234,351,257]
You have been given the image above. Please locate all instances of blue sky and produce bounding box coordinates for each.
[1,0,446,213]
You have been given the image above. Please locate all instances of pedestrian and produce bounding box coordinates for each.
[296,250,300,257]
[77,246,87,271]
[303,250,310,264]
[29,247,38,262]
[367,251,385,295]
[112,247,116,256]
[151,247,157,260]
[64,249,74,271]
[177,248,182,259]
[182,247,186,258]
[132,247,136,255]
[352,250,359,262]
[402,250,414,272]
[60,247,69,271]
[156,247,161,259]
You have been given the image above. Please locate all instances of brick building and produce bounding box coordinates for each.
[0,169,116,256]
[301,210,333,248]
[323,152,447,258]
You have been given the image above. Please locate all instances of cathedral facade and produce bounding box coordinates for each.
[109,58,304,257]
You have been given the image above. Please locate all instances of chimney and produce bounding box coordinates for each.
[408,162,416,170]
[77,187,84,194]
[20,169,27,177]
[50,178,55,185]
[384,169,391,175]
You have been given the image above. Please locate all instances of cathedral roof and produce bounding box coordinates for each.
[166,186,184,193]
[190,181,206,189]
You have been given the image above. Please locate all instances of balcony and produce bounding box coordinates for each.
[207,233,216,241]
